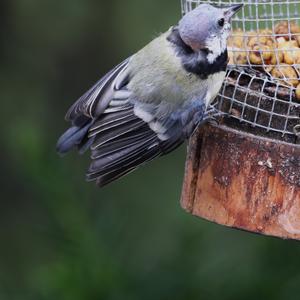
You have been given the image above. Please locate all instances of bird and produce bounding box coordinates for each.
[57,3,243,187]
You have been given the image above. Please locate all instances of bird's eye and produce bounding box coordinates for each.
[218,18,225,27]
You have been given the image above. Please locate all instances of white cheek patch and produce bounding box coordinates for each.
[206,27,230,64]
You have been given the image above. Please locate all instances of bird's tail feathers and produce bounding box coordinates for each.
[56,120,93,155]
[86,114,161,187]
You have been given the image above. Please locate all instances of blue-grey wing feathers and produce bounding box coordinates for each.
[57,59,131,155]
[57,56,206,187]
[66,58,131,122]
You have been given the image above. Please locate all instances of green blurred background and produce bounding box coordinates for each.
[2,0,300,299]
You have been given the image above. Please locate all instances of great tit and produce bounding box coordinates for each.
[57,3,243,187]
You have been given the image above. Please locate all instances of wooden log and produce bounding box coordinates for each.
[181,123,300,240]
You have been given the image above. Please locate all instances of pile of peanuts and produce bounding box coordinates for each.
[228,21,300,99]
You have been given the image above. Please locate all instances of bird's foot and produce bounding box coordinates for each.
[203,106,228,126]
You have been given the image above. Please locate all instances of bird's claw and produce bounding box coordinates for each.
[203,105,229,126]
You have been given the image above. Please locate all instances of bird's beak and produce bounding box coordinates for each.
[224,4,243,20]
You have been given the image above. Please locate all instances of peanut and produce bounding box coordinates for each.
[278,41,300,64]
[296,83,300,101]
[271,64,299,87]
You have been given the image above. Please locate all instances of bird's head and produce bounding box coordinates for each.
[178,3,243,62]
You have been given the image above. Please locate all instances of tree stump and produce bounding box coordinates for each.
[181,123,300,240]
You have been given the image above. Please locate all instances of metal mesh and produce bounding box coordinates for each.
[217,68,300,140]
[182,0,300,141]
[182,0,300,80]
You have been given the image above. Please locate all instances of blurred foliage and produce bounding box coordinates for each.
[1,0,300,299]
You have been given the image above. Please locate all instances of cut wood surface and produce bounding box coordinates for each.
[181,123,300,240]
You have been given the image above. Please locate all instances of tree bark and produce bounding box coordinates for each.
[181,123,300,240]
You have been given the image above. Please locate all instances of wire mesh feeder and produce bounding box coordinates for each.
[181,0,300,241]
[182,0,300,143]
[182,0,300,80]
[218,68,300,143]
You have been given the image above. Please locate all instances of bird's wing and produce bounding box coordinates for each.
[65,58,131,124]
[85,85,207,186]
[57,58,131,154]
[86,101,184,186]
[58,55,206,187]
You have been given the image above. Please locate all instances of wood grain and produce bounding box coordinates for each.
[181,123,300,240]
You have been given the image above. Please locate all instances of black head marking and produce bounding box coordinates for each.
[167,27,228,79]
